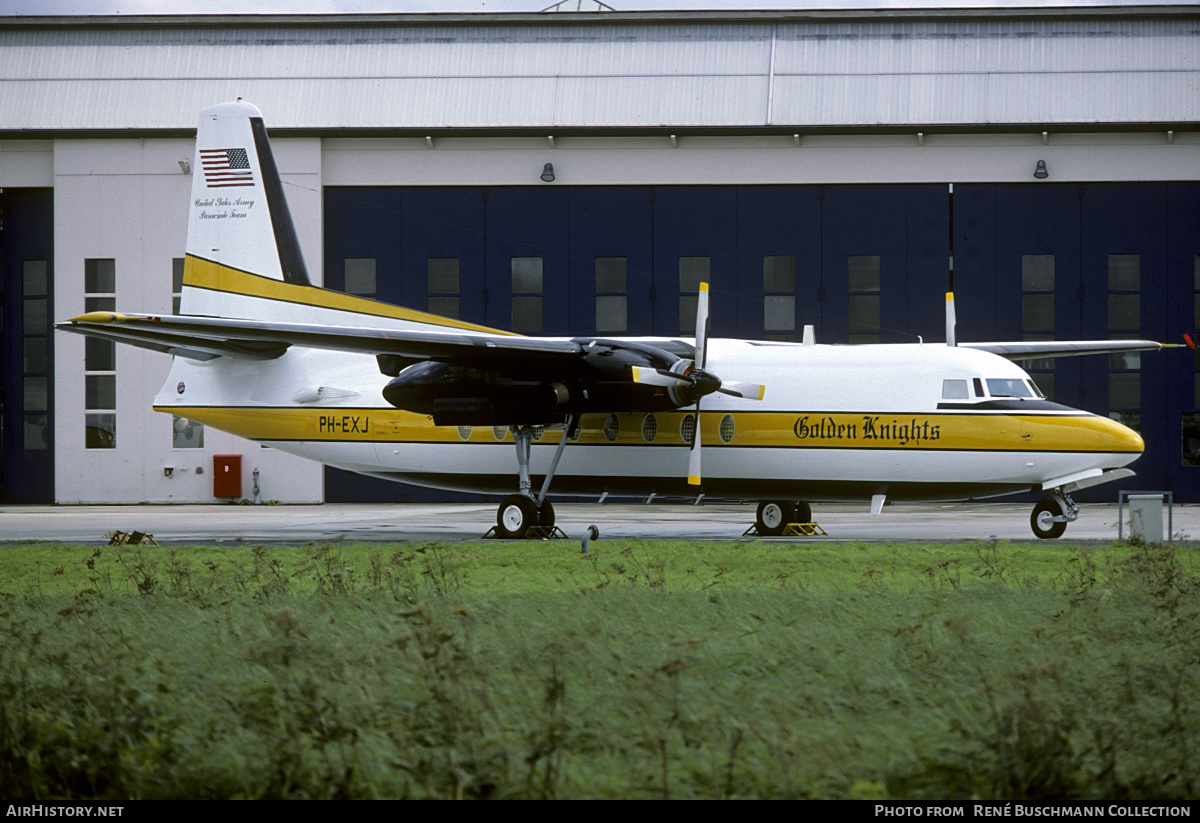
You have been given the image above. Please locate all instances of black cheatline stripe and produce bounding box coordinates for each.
[250,117,310,287]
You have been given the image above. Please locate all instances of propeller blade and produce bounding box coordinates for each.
[717,381,766,400]
[687,410,702,486]
[631,365,690,387]
[688,283,711,486]
[695,282,710,370]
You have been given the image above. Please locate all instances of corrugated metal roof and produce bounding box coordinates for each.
[1,13,1196,132]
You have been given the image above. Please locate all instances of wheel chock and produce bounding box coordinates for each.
[526,525,569,539]
[107,530,160,546]
[743,522,827,537]
[783,522,827,536]
[481,525,570,539]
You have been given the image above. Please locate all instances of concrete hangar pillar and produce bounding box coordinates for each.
[0,5,1197,503]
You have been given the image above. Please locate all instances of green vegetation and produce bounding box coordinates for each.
[1,538,1197,799]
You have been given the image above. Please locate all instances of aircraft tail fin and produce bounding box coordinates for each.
[177,100,506,336]
[181,100,313,319]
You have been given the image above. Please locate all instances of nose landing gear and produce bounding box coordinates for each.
[1030,491,1079,539]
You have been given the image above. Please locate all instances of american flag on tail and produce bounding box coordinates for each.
[200,147,255,188]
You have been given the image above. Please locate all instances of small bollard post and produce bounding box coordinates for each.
[581,524,599,554]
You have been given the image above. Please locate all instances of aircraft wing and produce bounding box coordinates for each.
[57,311,587,367]
[960,339,1171,360]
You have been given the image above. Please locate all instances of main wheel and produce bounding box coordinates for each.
[497,494,538,539]
[794,500,812,524]
[1031,498,1067,540]
[756,500,796,536]
[538,499,556,530]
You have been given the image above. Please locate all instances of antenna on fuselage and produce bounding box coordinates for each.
[945,292,957,347]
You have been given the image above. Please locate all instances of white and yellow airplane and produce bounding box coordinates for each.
[59,100,1168,539]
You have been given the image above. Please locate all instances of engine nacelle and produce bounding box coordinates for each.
[383,361,570,426]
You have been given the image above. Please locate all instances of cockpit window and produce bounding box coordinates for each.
[986,378,1034,398]
[1026,379,1045,399]
[942,379,969,400]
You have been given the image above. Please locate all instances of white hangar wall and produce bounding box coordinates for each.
[321,131,1199,188]
[46,136,325,504]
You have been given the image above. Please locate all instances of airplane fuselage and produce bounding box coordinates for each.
[155,337,1143,504]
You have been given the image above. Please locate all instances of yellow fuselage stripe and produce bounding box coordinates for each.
[158,406,1144,454]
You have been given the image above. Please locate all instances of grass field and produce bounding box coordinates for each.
[1,537,1197,799]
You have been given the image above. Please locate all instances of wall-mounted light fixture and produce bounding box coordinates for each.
[540,163,555,182]
[178,160,191,174]
[1034,159,1048,179]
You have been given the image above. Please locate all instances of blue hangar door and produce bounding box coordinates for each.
[0,189,54,503]
[954,182,1196,502]
[321,184,948,504]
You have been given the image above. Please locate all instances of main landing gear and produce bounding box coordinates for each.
[492,416,575,539]
[496,494,554,539]
[754,500,813,536]
[1030,491,1078,539]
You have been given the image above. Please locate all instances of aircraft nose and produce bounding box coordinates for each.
[1096,414,1144,462]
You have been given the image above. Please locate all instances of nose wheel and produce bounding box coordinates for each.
[1030,492,1078,539]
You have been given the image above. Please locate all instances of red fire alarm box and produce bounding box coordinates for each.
[213,454,242,498]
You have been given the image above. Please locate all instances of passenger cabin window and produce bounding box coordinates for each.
[941,379,969,400]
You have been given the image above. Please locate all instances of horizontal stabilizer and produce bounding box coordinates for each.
[58,311,582,365]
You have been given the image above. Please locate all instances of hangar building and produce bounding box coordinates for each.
[1,4,1198,504]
